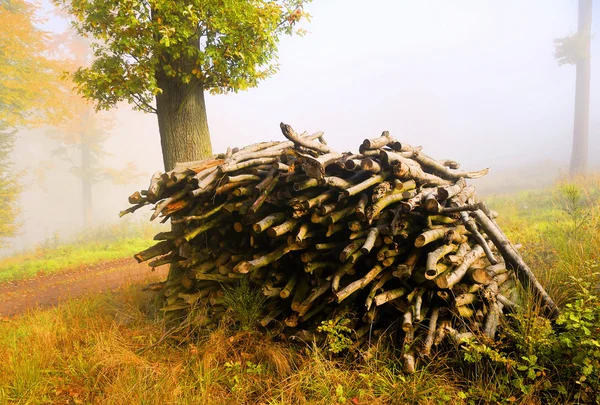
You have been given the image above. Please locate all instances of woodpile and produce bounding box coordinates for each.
[124,123,558,371]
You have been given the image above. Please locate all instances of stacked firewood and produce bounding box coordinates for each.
[124,123,557,371]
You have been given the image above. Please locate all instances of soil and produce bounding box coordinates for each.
[0,258,168,317]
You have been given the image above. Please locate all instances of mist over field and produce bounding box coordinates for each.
[5,0,599,253]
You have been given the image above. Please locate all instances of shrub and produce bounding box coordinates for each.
[456,273,600,404]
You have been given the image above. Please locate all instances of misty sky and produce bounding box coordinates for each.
[8,0,599,251]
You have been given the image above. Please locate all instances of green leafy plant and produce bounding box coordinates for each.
[223,360,265,393]
[334,384,347,403]
[458,272,600,403]
[553,274,600,403]
[317,317,354,354]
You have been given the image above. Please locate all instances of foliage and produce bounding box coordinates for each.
[554,33,591,66]
[317,317,354,354]
[0,0,69,245]
[55,0,311,113]
[223,360,266,394]
[554,274,600,403]
[455,271,600,404]
[0,0,66,129]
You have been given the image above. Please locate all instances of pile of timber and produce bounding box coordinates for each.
[124,123,558,371]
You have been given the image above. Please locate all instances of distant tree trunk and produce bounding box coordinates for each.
[81,140,93,228]
[155,74,213,172]
[570,0,592,175]
[0,128,20,246]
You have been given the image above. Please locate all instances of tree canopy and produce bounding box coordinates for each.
[58,0,311,113]
[1,0,65,129]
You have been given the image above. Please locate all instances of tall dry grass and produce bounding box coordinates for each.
[0,285,465,405]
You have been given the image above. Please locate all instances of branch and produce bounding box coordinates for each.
[131,92,157,114]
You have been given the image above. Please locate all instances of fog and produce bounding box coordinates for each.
[5,0,599,253]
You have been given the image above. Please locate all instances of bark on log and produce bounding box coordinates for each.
[435,244,486,289]
[425,244,457,279]
[362,131,395,150]
[336,264,385,303]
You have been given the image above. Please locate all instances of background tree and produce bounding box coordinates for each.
[56,0,311,171]
[47,29,144,228]
[0,0,67,246]
[554,0,593,175]
[0,130,20,245]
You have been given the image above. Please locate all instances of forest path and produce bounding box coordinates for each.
[0,258,167,317]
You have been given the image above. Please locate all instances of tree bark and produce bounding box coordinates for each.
[570,0,592,175]
[155,51,213,290]
[156,76,212,172]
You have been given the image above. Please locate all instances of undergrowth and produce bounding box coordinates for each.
[0,286,464,405]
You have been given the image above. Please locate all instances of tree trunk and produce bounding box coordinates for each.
[81,139,93,228]
[155,72,213,293]
[570,0,592,176]
[156,76,213,172]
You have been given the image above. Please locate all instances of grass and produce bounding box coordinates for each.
[0,286,465,405]
[0,219,165,283]
[0,177,599,404]
[485,174,600,305]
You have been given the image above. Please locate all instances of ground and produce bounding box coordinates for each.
[0,258,167,317]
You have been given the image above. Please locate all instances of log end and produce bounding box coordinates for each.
[280,122,293,137]
[402,352,416,374]
[128,191,143,204]
[434,276,449,289]
[424,268,439,280]
[233,261,253,274]
[414,236,426,248]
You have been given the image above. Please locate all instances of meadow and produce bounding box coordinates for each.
[0,177,598,404]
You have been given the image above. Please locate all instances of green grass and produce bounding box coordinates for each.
[0,237,153,283]
[485,175,600,305]
[0,219,165,283]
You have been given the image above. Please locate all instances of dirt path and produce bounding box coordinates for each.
[0,258,168,317]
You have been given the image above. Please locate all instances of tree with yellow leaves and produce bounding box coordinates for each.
[0,0,66,246]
